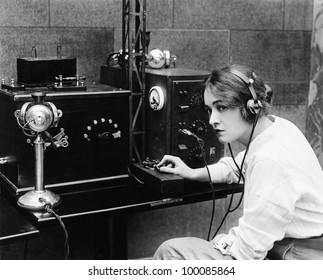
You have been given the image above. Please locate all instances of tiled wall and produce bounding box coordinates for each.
[0,0,116,83]
[0,0,313,259]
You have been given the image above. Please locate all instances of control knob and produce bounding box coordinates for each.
[189,120,207,135]
[83,117,121,148]
[189,94,204,110]
[98,130,121,146]
[189,146,204,162]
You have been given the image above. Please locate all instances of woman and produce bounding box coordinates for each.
[153,64,323,260]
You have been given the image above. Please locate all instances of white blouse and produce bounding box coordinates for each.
[209,116,323,259]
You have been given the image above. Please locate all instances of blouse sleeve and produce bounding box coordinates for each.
[208,150,246,183]
[214,158,301,259]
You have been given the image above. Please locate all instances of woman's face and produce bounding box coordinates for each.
[204,87,251,146]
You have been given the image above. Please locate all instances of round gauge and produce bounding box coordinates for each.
[149,86,165,111]
[83,117,122,148]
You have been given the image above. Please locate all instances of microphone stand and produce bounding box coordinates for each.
[17,133,61,210]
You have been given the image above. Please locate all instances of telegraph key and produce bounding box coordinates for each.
[51,74,87,92]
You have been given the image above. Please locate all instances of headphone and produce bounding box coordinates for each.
[229,69,262,115]
[147,48,177,69]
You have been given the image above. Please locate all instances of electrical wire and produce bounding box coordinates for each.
[15,117,36,137]
[193,136,216,241]
[44,204,70,260]
[211,113,260,239]
[127,166,145,185]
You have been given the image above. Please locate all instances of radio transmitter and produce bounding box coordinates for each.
[144,68,223,168]
[101,65,223,169]
[0,84,130,196]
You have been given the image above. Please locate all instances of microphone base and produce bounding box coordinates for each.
[17,190,61,211]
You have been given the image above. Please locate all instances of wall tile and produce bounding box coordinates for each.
[271,105,307,133]
[0,27,114,82]
[146,0,174,29]
[0,0,49,27]
[50,0,173,29]
[148,30,230,70]
[269,82,308,105]
[284,0,313,31]
[230,30,311,82]
[174,0,283,30]
[50,0,121,27]
[114,29,230,71]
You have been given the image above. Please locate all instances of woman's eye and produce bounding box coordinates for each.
[217,105,227,111]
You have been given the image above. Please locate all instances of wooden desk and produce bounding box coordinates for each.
[21,179,242,223]
[1,178,242,259]
[0,195,39,246]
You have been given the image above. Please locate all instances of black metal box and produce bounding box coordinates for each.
[0,84,130,195]
[144,68,223,168]
[17,57,77,86]
[101,66,223,168]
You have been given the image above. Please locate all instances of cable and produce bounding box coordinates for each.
[211,113,260,239]
[127,166,145,185]
[44,204,70,260]
[183,131,216,241]
[15,117,36,137]
[192,136,216,241]
[228,144,244,182]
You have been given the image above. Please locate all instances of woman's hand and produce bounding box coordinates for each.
[156,155,195,180]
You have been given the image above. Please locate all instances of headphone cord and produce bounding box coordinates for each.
[211,113,259,240]
[194,137,216,241]
[192,136,216,241]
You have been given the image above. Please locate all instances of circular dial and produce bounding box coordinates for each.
[189,93,204,110]
[149,86,165,111]
[83,117,121,147]
[189,120,207,135]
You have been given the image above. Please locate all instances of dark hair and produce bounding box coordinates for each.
[204,64,272,123]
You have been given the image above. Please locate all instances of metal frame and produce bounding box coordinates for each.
[122,0,146,163]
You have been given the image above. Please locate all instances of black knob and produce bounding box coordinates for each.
[190,120,207,135]
[98,132,113,146]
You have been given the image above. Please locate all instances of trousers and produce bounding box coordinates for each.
[153,234,323,260]
[267,235,323,260]
[153,234,234,260]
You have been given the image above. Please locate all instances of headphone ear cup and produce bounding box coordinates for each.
[246,99,261,115]
[163,50,171,68]
[147,48,165,69]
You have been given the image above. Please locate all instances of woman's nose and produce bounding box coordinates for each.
[209,110,220,127]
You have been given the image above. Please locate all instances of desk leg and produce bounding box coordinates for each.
[94,214,128,260]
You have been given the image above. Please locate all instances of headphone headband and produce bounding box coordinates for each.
[229,69,257,101]
[229,68,262,115]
